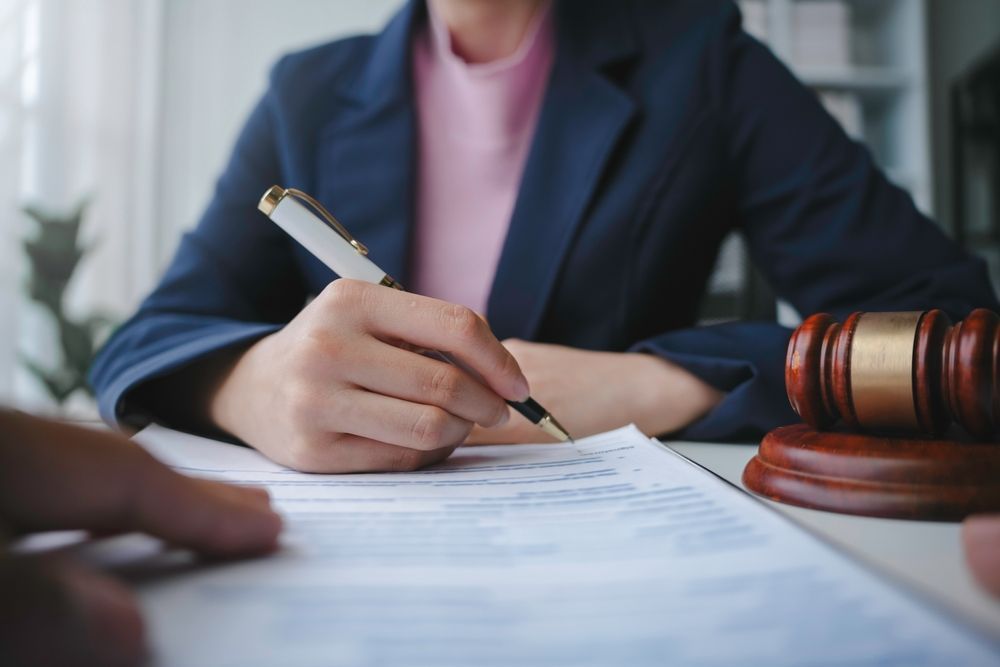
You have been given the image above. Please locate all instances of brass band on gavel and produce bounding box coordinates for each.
[785,308,1000,440]
[849,312,923,432]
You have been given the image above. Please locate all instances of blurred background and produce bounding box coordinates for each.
[0,0,997,416]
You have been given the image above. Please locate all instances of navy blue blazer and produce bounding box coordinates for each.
[90,0,997,440]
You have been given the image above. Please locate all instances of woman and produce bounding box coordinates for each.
[91,0,996,472]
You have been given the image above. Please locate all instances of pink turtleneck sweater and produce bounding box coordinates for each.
[410,2,554,314]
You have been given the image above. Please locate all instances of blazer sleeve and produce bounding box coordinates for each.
[89,66,307,429]
[632,4,999,442]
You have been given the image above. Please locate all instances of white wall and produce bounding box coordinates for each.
[155,0,404,268]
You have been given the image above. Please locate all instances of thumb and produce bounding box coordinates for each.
[0,554,146,667]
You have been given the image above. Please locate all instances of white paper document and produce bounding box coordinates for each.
[132,425,999,666]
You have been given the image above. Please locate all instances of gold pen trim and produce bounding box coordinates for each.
[538,414,572,442]
[379,275,405,291]
[258,185,369,256]
[258,185,285,217]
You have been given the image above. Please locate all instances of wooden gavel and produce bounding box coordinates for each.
[786,308,1000,440]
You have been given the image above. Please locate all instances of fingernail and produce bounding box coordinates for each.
[240,485,272,504]
[514,376,531,402]
[250,509,285,550]
[230,505,284,554]
[266,509,285,538]
[497,407,511,425]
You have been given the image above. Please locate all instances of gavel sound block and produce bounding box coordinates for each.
[742,309,1000,521]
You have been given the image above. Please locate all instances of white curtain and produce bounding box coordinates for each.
[0,0,403,414]
[0,0,164,413]
[0,1,32,407]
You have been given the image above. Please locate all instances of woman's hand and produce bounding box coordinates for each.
[467,340,724,444]
[209,279,530,472]
[0,410,282,667]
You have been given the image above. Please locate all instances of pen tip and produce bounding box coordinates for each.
[539,414,573,443]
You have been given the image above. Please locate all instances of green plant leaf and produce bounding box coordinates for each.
[19,199,104,405]
[18,354,78,405]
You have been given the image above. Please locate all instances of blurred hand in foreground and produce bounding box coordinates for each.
[0,410,283,667]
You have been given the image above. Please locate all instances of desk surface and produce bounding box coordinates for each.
[669,440,1000,641]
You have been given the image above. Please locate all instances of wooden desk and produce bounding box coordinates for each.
[668,440,1000,641]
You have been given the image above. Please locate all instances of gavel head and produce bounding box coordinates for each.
[785,309,1000,440]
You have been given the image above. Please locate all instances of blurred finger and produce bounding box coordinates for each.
[133,475,283,558]
[963,514,1000,597]
[0,411,282,557]
[0,554,145,667]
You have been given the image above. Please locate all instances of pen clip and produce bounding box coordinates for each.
[284,188,369,256]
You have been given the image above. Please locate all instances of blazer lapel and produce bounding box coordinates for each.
[313,1,421,286]
[313,0,639,327]
[487,2,639,341]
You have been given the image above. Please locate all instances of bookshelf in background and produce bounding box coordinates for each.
[951,43,1000,294]
[700,0,931,325]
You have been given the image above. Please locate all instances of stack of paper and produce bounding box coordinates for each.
[132,425,998,666]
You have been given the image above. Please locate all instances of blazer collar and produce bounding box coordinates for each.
[336,0,420,110]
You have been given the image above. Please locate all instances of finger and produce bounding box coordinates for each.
[132,475,284,558]
[0,411,282,557]
[0,555,145,667]
[88,482,270,541]
[340,339,510,427]
[321,280,530,402]
[281,433,457,473]
[188,479,273,510]
[324,388,474,451]
[963,514,1000,597]
[228,485,272,502]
